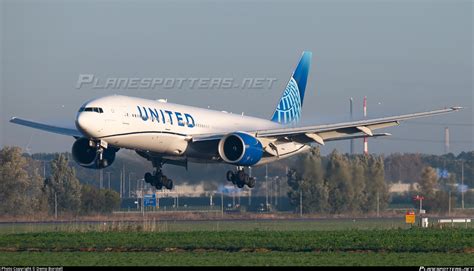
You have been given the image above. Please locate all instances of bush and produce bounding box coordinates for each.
[80,185,120,214]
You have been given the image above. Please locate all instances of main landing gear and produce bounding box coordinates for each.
[144,161,173,190]
[226,167,256,189]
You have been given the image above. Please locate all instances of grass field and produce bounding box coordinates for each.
[1,251,472,266]
[0,218,415,234]
[0,226,473,266]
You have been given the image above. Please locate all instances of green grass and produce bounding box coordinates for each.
[2,218,472,234]
[1,229,473,253]
[0,251,472,266]
[0,218,414,234]
[1,221,473,266]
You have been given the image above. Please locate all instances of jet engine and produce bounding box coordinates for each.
[218,132,263,166]
[72,137,118,169]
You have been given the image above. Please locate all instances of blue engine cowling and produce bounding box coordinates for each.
[72,137,118,169]
[218,132,263,166]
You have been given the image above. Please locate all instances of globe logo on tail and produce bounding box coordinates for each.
[274,77,302,124]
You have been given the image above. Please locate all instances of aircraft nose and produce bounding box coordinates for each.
[76,112,104,137]
[75,113,90,135]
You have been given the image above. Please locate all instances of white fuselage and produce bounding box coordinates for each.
[75,95,286,163]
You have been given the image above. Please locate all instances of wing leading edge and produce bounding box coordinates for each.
[10,117,83,138]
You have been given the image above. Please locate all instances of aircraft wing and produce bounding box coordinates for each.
[10,117,83,138]
[254,107,462,145]
[192,107,462,146]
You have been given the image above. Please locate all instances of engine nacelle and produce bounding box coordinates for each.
[72,138,118,169]
[218,132,263,166]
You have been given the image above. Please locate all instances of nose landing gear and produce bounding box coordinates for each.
[226,167,256,188]
[92,139,109,168]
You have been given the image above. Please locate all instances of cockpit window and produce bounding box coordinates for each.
[79,107,104,113]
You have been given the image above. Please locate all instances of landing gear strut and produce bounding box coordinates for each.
[226,167,256,188]
[92,139,108,168]
[144,160,173,190]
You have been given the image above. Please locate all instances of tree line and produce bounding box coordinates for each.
[1,144,472,216]
[286,147,389,214]
[285,147,473,214]
[384,152,473,186]
[0,146,120,217]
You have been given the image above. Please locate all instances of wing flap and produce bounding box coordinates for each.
[325,132,392,142]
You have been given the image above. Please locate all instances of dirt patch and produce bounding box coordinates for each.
[463,248,474,254]
[79,247,96,252]
[163,247,186,253]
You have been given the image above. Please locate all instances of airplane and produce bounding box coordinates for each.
[10,51,462,190]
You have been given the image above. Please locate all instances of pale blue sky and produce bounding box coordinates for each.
[1,0,472,155]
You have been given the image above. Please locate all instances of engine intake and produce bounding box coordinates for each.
[218,132,263,166]
[72,138,118,169]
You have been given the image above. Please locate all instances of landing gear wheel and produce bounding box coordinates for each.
[144,172,153,184]
[165,179,173,190]
[147,159,174,190]
[226,168,256,189]
[237,170,246,183]
[226,171,234,182]
[161,175,168,184]
[247,177,256,188]
[161,175,173,190]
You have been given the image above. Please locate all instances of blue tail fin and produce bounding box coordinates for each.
[271,51,312,125]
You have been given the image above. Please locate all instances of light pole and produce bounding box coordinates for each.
[106,172,111,190]
[232,189,235,207]
[419,197,423,214]
[248,167,252,206]
[176,188,179,209]
[376,191,380,217]
[43,160,46,179]
[299,188,303,217]
[414,195,424,215]
[121,164,125,199]
[461,160,465,209]
[270,177,273,206]
[128,172,135,198]
[141,179,144,216]
[54,192,58,220]
[350,97,354,154]
[119,172,122,199]
[136,177,139,202]
[99,169,103,189]
[136,178,143,211]
[275,176,279,207]
[265,165,269,208]
[449,191,452,217]
[221,191,224,217]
